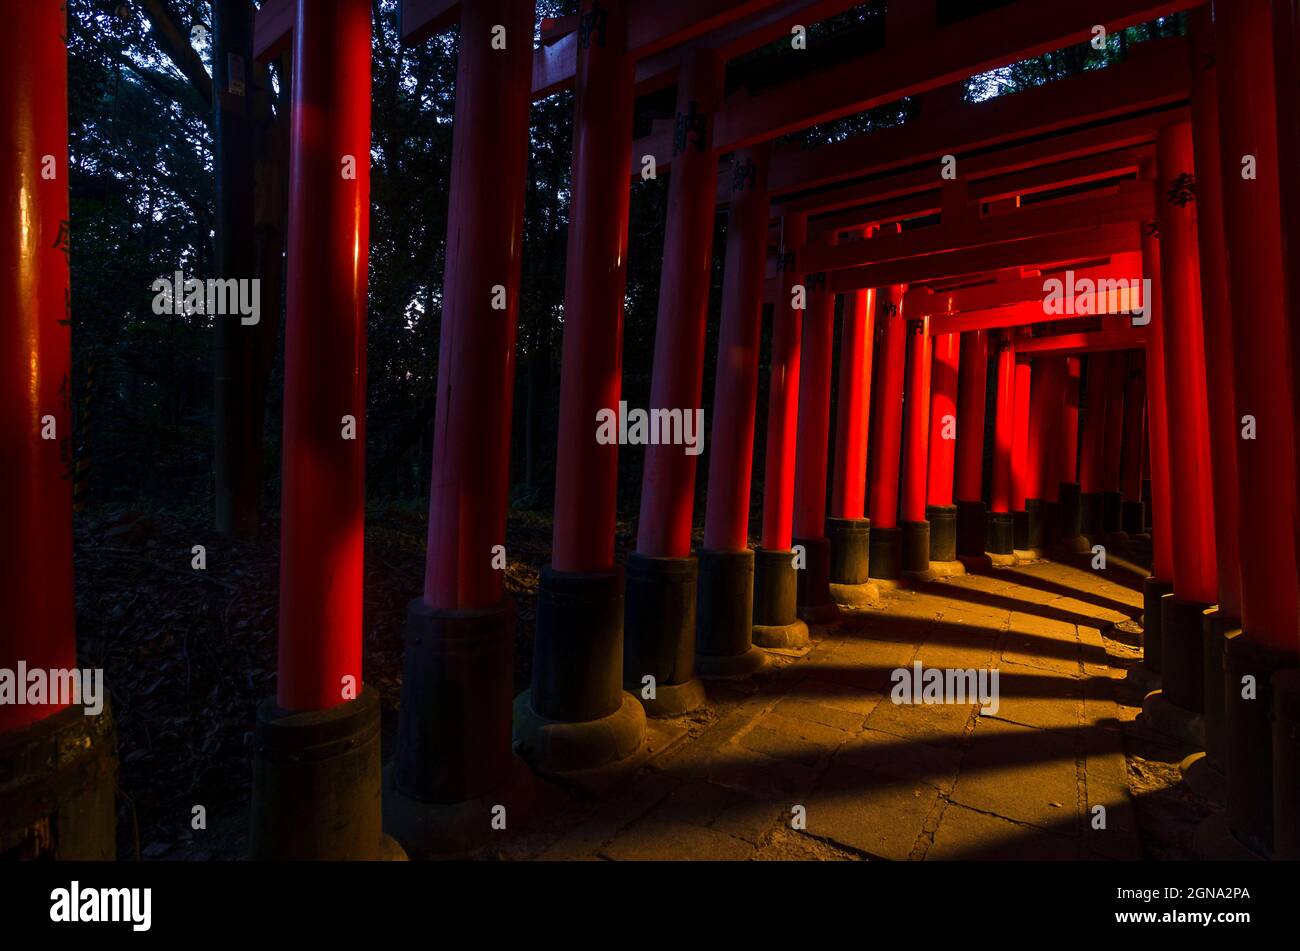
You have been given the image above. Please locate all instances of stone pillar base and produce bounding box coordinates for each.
[793,535,839,625]
[955,499,986,558]
[926,504,957,561]
[1179,751,1226,802]
[696,549,766,680]
[1024,499,1043,550]
[1121,499,1146,536]
[868,525,902,581]
[1057,481,1086,550]
[1162,595,1211,713]
[900,519,931,576]
[513,690,646,773]
[1223,632,1294,857]
[827,516,870,584]
[1011,509,1029,551]
[1079,489,1104,537]
[624,553,704,717]
[752,547,810,648]
[1101,490,1123,533]
[514,567,648,768]
[986,511,1014,556]
[1202,608,1236,770]
[0,700,117,860]
[1140,577,1173,674]
[1141,688,1204,748]
[1040,499,1061,547]
[252,686,398,860]
[1273,668,1300,859]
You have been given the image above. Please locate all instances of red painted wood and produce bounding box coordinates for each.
[1216,0,1299,647]
[1037,358,1066,503]
[424,0,533,609]
[1100,352,1128,494]
[793,284,836,539]
[1188,7,1240,617]
[636,52,723,558]
[553,0,635,572]
[1010,354,1032,512]
[990,335,1016,514]
[761,214,807,551]
[1061,357,1082,488]
[1120,355,1147,503]
[1156,121,1217,604]
[900,316,933,523]
[278,0,372,710]
[955,331,988,503]
[927,332,961,507]
[868,286,908,529]
[830,274,876,520]
[0,0,77,731]
[1139,169,1174,583]
[704,145,772,552]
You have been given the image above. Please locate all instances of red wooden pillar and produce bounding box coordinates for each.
[696,146,772,677]
[1186,14,1242,771]
[252,0,386,861]
[0,0,116,860]
[827,235,876,594]
[1099,353,1128,533]
[391,0,533,853]
[792,278,839,618]
[986,334,1016,555]
[1214,0,1300,855]
[626,50,723,712]
[1054,355,1086,547]
[1024,357,1052,548]
[754,214,810,647]
[1153,120,1218,716]
[1139,158,1176,678]
[519,0,646,773]
[926,332,961,560]
[867,285,908,578]
[1119,355,1148,535]
[1269,0,1300,860]
[899,314,933,573]
[1009,353,1032,549]
[1078,354,1108,537]
[954,330,988,557]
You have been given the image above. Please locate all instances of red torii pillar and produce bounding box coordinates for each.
[1023,357,1050,549]
[1099,353,1128,535]
[1150,121,1218,722]
[986,333,1016,557]
[926,331,961,562]
[954,330,989,558]
[1057,356,1087,551]
[1009,351,1032,550]
[389,0,533,855]
[867,285,908,579]
[1214,0,1300,857]
[0,0,116,859]
[515,0,646,776]
[624,51,723,716]
[793,276,839,621]
[1078,354,1108,538]
[1267,0,1300,859]
[1035,356,1067,547]
[753,215,811,648]
[900,314,934,574]
[1188,6,1241,783]
[1139,169,1176,674]
[250,0,389,861]
[697,145,773,678]
[1119,354,1148,537]
[827,242,877,603]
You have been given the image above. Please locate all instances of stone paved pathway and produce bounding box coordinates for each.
[501,551,1207,861]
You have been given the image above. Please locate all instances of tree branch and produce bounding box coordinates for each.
[136,0,214,108]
